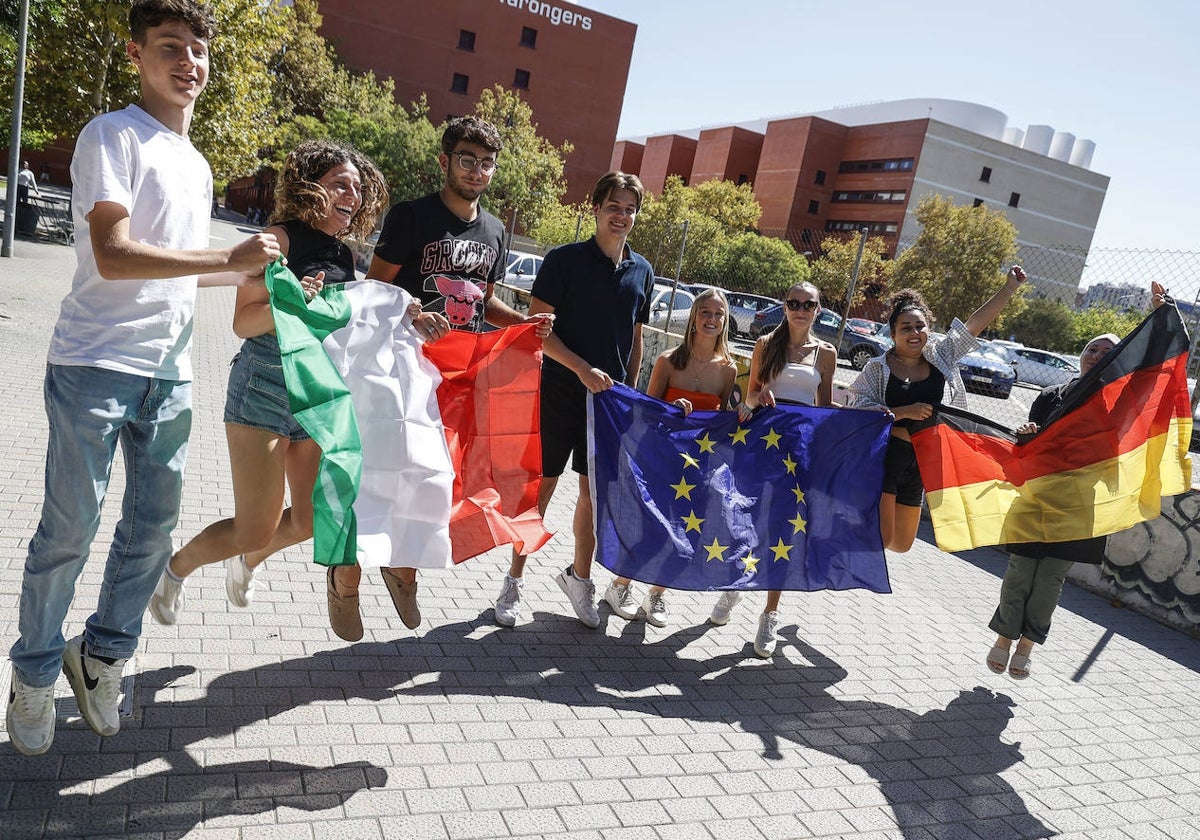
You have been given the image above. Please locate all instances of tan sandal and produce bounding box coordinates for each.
[986,645,1010,674]
[381,570,421,629]
[1008,653,1032,680]
[327,566,364,642]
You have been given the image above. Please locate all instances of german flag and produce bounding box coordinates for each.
[911,303,1193,552]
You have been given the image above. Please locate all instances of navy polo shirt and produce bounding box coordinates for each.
[532,237,655,388]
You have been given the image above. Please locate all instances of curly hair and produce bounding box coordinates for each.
[130,0,216,42]
[758,282,821,386]
[885,287,933,335]
[668,288,733,369]
[269,140,388,242]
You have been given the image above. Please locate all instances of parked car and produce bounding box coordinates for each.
[647,284,696,331]
[724,291,780,337]
[847,318,882,336]
[957,344,1016,399]
[503,250,542,290]
[1004,345,1080,388]
[749,305,889,369]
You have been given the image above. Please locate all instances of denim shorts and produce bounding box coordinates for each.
[223,335,309,441]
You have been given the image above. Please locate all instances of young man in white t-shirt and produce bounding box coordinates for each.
[5,0,280,756]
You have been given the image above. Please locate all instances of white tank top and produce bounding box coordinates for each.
[772,359,822,406]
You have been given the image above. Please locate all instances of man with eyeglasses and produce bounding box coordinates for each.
[367,115,550,629]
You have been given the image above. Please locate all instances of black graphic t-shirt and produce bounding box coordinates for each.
[372,192,505,332]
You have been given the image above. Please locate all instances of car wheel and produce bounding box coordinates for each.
[849,345,875,371]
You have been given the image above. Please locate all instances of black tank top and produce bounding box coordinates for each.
[282,219,356,285]
[886,366,945,429]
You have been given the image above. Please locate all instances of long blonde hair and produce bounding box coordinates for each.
[668,288,733,369]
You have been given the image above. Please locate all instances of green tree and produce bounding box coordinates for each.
[1003,297,1077,352]
[471,85,573,236]
[891,194,1021,330]
[713,233,809,297]
[1071,305,1144,352]
[809,234,894,315]
[528,199,595,249]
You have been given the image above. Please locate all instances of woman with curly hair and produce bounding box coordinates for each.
[849,267,1025,553]
[148,140,388,640]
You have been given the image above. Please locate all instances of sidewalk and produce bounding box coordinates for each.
[1,226,1199,840]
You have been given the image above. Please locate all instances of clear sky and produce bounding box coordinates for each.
[574,0,1198,253]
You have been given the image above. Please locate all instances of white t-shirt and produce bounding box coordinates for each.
[47,105,212,381]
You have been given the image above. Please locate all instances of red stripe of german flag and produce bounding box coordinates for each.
[911,304,1193,552]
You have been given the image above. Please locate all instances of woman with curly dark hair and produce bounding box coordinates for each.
[849,267,1025,553]
[148,140,388,641]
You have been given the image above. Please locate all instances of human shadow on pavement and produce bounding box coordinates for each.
[400,612,1054,840]
[0,662,389,837]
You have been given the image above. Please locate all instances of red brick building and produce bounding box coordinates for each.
[316,0,637,202]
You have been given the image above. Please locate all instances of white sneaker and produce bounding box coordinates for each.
[61,636,126,737]
[148,568,186,625]
[754,611,780,658]
[603,582,639,620]
[494,575,525,627]
[709,591,742,626]
[6,674,56,755]
[642,590,669,627]
[556,567,600,628]
[225,554,257,608]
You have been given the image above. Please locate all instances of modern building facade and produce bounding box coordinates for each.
[316,0,637,202]
[613,99,1110,301]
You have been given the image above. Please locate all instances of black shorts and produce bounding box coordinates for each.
[882,435,924,507]
[541,375,589,478]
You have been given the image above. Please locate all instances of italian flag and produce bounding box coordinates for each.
[265,260,551,568]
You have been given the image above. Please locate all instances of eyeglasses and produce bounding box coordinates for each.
[451,151,498,175]
[784,299,819,312]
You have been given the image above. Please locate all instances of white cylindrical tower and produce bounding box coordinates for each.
[1069,138,1096,169]
[1022,124,1054,155]
[1049,131,1076,162]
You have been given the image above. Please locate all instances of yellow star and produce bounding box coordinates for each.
[703,538,729,561]
[782,454,797,475]
[789,513,807,535]
[680,451,699,469]
[681,510,704,533]
[742,554,760,574]
[695,433,716,454]
[729,427,750,445]
[770,538,792,562]
[670,477,696,500]
[761,428,781,449]
[792,486,806,504]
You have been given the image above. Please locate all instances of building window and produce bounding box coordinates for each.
[457,29,475,51]
[814,169,826,185]
[837,157,915,174]
[831,190,907,204]
[450,73,469,95]
[807,200,820,214]
[520,26,537,47]
[513,68,531,90]
[824,220,898,236]
[980,166,992,183]
[736,174,749,185]
[973,198,984,208]
[1009,192,1021,208]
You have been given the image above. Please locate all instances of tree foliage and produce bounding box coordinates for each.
[1071,304,1144,352]
[528,199,595,249]
[891,194,1021,331]
[1002,297,1077,352]
[809,234,894,315]
[712,233,809,298]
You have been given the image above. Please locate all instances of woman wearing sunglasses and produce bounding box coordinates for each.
[706,281,836,657]
[849,267,1026,554]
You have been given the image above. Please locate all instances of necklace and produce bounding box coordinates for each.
[788,341,813,363]
[689,355,715,385]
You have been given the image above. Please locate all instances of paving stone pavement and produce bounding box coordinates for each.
[1,223,1199,840]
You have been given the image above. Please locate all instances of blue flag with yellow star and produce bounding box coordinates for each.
[588,385,892,592]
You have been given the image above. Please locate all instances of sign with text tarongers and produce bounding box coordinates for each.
[498,0,593,30]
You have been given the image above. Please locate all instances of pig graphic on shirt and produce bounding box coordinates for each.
[432,275,485,327]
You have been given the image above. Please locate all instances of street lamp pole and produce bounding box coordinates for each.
[3,0,32,258]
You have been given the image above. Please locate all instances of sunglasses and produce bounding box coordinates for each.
[784,299,819,312]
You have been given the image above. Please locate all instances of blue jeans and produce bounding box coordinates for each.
[10,364,192,687]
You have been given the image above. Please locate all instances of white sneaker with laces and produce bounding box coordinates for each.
[494,575,525,627]
[603,582,639,620]
[754,611,780,658]
[642,590,669,627]
[6,675,56,755]
[148,568,186,625]
[556,567,600,628]
[225,554,257,608]
[709,591,742,626]
[61,636,126,737]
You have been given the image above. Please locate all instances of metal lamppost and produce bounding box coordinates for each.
[2,0,32,258]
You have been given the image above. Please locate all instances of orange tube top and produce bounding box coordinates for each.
[662,386,722,411]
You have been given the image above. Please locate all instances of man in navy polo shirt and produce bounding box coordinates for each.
[494,172,655,628]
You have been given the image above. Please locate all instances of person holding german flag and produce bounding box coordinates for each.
[986,280,1170,680]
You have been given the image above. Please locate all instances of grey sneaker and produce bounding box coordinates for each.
[556,567,600,628]
[753,611,780,658]
[603,581,639,620]
[225,554,257,608]
[6,674,56,755]
[494,575,525,627]
[149,568,186,625]
[642,590,669,627]
[709,591,742,626]
[61,636,126,737]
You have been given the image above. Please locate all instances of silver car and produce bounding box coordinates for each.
[724,291,781,337]
[1005,346,1080,388]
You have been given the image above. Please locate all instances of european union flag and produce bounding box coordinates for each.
[588,385,892,592]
